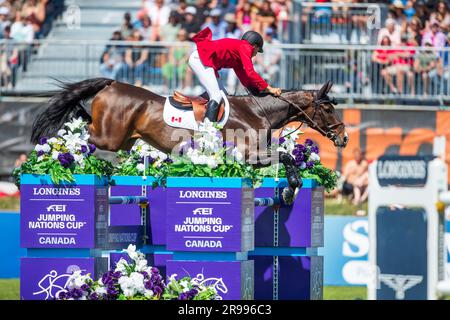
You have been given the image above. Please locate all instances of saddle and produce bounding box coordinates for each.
[169,91,225,123]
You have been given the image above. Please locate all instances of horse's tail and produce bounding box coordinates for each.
[31,77,114,144]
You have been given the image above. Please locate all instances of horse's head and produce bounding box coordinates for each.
[301,81,348,148]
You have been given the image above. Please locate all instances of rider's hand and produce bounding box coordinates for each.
[267,86,282,96]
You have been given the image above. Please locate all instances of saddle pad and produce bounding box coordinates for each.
[163,91,230,131]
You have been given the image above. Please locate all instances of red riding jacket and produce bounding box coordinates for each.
[192,27,269,93]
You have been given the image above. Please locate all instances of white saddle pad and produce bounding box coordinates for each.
[163,91,230,131]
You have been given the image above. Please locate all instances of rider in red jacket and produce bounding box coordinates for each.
[189,27,282,122]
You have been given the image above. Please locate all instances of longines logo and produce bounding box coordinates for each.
[379,274,423,299]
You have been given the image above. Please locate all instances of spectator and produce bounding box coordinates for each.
[202,8,227,40]
[404,16,422,45]
[162,28,192,91]
[422,19,446,48]
[144,0,171,40]
[176,0,188,17]
[236,0,255,33]
[137,14,156,41]
[100,31,127,81]
[1,25,19,89]
[123,29,150,86]
[14,153,27,168]
[377,18,401,45]
[341,147,368,206]
[121,12,133,40]
[21,0,47,37]
[182,6,201,40]
[160,11,181,42]
[0,6,11,36]
[255,0,276,35]
[254,27,282,85]
[380,34,416,94]
[10,13,34,43]
[413,41,439,96]
[215,0,236,19]
[195,0,211,26]
[429,1,450,32]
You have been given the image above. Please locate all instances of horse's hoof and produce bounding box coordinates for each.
[288,176,302,189]
[282,187,295,206]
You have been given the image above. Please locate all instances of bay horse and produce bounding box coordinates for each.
[31,78,348,203]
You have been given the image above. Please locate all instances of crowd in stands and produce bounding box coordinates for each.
[0,0,63,89]
[100,0,290,93]
[371,0,450,95]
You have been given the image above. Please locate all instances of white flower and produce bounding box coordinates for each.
[136,163,145,172]
[144,289,154,299]
[310,152,320,162]
[300,162,306,170]
[114,258,129,274]
[207,157,218,168]
[57,129,66,137]
[124,244,140,261]
[66,270,90,289]
[135,258,148,272]
[39,143,50,154]
[73,154,84,164]
[65,117,85,132]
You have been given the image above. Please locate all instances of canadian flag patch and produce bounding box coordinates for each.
[171,116,182,123]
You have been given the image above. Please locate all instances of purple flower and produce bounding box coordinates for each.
[153,286,163,295]
[58,153,74,168]
[151,267,159,274]
[90,292,99,300]
[223,141,234,148]
[297,144,306,152]
[178,292,189,300]
[88,143,96,155]
[278,137,286,145]
[305,139,314,146]
[311,145,319,154]
[80,145,88,154]
[39,137,47,145]
[37,150,45,157]
[165,158,173,164]
[306,161,314,169]
[80,284,89,291]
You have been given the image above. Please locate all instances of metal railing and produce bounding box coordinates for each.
[286,1,388,45]
[2,40,450,103]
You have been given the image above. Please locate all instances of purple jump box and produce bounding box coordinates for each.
[166,177,254,252]
[251,255,323,300]
[109,176,166,245]
[20,174,108,249]
[166,260,254,300]
[20,257,96,300]
[254,178,324,248]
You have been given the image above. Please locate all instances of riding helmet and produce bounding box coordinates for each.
[241,31,264,53]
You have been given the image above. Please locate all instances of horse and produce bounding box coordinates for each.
[31,78,348,203]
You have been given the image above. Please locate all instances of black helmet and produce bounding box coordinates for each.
[241,31,264,53]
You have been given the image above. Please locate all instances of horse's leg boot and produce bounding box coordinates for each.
[204,100,221,122]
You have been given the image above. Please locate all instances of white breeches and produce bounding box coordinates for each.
[188,49,225,104]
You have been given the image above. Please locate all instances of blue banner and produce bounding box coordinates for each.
[0,213,26,278]
[319,216,369,286]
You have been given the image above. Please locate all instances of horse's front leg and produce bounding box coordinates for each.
[249,149,302,205]
[278,151,302,205]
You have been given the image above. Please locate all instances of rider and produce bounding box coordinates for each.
[189,27,282,122]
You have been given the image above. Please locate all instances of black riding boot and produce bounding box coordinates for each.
[204,100,220,122]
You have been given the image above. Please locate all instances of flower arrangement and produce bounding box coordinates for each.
[56,245,220,300]
[113,140,173,177]
[257,127,338,192]
[13,117,113,185]
[167,120,258,182]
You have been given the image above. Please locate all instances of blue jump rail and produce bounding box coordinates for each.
[109,196,281,207]
[109,196,148,205]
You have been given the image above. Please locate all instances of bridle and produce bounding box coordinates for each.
[277,94,345,143]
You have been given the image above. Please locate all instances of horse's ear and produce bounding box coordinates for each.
[325,81,333,94]
[317,82,328,99]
